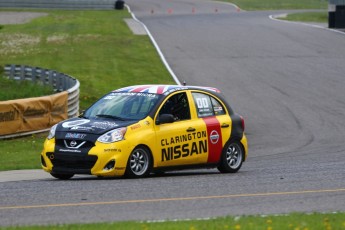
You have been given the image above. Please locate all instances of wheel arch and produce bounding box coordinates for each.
[222,137,246,163]
[124,144,154,178]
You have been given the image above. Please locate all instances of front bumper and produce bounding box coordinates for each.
[41,138,131,177]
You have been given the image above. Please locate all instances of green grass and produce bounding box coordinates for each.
[0,76,54,100]
[1,212,345,229]
[0,134,45,170]
[284,11,328,23]
[219,0,328,11]
[0,10,174,109]
[0,9,173,171]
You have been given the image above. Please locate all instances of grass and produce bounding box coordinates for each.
[284,11,328,23]
[0,10,174,109]
[0,76,54,100]
[219,0,328,11]
[0,9,173,170]
[0,134,45,170]
[1,212,345,229]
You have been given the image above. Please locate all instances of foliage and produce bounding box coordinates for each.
[219,0,328,10]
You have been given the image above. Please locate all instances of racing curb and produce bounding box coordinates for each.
[269,14,345,36]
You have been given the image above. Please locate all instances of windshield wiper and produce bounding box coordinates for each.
[95,114,126,121]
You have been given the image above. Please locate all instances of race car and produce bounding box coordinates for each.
[41,85,248,179]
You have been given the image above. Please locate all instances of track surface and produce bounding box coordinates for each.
[1,0,345,226]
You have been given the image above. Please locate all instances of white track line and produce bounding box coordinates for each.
[269,14,345,36]
[125,4,182,85]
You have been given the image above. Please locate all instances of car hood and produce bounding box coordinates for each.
[56,117,138,135]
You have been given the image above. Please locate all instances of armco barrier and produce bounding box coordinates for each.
[0,0,117,9]
[0,65,80,138]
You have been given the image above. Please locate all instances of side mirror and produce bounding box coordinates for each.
[156,114,175,125]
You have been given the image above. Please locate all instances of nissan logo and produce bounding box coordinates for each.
[70,140,77,147]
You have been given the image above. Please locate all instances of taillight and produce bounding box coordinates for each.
[240,116,245,132]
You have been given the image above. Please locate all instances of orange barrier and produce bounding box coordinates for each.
[0,91,68,136]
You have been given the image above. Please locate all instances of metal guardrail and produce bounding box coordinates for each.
[4,64,80,118]
[0,0,117,9]
[330,0,345,5]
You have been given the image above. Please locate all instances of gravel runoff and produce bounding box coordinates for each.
[0,12,47,25]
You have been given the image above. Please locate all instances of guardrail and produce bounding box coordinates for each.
[4,64,80,118]
[0,0,117,9]
[0,65,80,138]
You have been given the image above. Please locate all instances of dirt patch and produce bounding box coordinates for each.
[0,12,47,25]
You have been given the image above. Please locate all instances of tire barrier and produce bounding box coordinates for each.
[0,0,117,10]
[0,65,80,138]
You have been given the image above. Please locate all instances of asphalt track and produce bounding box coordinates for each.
[1,0,345,226]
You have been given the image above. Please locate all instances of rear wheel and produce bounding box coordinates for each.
[218,141,244,173]
[50,173,74,180]
[125,146,152,178]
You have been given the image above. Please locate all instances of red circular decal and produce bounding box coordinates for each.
[210,130,220,144]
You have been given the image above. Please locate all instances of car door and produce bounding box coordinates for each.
[191,91,232,164]
[154,91,208,167]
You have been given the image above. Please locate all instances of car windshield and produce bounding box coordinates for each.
[83,92,161,120]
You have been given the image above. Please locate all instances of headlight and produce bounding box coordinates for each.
[97,127,127,143]
[47,124,58,140]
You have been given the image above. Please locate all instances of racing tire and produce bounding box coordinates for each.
[217,140,244,173]
[125,146,152,178]
[50,173,74,180]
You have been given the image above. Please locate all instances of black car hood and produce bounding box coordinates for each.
[56,117,137,135]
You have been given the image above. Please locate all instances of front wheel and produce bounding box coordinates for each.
[218,141,244,173]
[125,146,152,178]
[50,173,74,180]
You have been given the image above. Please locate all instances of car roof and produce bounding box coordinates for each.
[113,85,221,95]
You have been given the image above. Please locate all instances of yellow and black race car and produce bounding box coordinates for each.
[41,85,248,179]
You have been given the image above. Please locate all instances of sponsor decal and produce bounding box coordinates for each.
[91,121,119,130]
[65,133,87,139]
[195,97,213,117]
[104,148,121,153]
[163,86,187,95]
[161,131,207,146]
[62,119,90,128]
[112,92,158,98]
[103,95,116,100]
[214,107,223,112]
[130,124,141,130]
[210,130,220,144]
[58,149,81,153]
[0,110,16,122]
[161,141,207,162]
[71,126,94,131]
[161,131,208,162]
[51,103,66,115]
[23,107,47,118]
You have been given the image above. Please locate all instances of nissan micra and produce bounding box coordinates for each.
[41,85,248,179]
